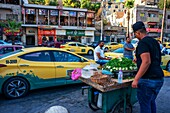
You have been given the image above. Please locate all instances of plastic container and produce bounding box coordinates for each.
[97,93,102,108]
[118,70,123,83]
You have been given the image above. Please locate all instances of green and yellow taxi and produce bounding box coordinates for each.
[104,42,123,51]
[0,47,95,99]
[163,42,170,49]
[60,42,94,55]
[105,48,170,76]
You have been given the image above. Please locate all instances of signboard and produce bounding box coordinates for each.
[87,13,94,18]
[56,30,66,35]
[78,12,85,17]
[50,10,58,16]
[3,28,22,36]
[60,11,69,16]
[69,11,76,17]
[146,28,161,32]
[26,28,36,35]
[26,8,35,14]
[85,31,94,36]
[39,9,47,15]
[66,30,85,36]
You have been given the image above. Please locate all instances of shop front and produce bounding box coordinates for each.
[26,28,37,45]
[66,30,85,42]
[38,27,56,45]
[3,28,22,42]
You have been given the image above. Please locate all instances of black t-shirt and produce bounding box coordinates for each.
[136,36,164,79]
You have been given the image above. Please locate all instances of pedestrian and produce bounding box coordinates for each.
[132,21,164,113]
[94,41,111,65]
[161,44,167,54]
[123,37,135,60]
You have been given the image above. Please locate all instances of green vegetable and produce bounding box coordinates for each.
[103,57,137,73]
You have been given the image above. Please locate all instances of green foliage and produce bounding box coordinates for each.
[28,0,45,5]
[4,20,22,34]
[158,0,170,9]
[63,0,78,8]
[103,57,137,72]
[124,0,134,9]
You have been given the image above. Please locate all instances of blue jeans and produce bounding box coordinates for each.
[137,78,164,113]
[96,60,109,65]
[124,56,133,60]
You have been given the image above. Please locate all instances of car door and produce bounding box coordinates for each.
[18,51,56,88]
[52,50,90,84]
[77,43,87,54]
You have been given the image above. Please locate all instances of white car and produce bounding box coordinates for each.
[0,40,12,46]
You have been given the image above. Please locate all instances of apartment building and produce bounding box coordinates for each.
[22,4,95,46]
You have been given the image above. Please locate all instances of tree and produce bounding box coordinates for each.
[63,0,78,8]
[124,0,134,37]
[158,0,170,9]
[28,0,45,5]
[0,20,22,45]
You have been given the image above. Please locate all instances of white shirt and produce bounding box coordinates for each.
[94,46,105,61]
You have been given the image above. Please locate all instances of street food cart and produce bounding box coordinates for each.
[80,70,137,113]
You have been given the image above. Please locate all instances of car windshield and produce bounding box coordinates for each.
[0,49,23,59]
[113,48,124,53]
[131,39,139,44]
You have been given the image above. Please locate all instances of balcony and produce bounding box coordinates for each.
[147,17,159,22]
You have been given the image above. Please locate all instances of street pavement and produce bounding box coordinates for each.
[0,77,170,113]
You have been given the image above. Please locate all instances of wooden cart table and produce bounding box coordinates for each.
[80,76,137,113]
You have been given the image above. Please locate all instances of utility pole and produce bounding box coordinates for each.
[100,0,105,41]
[160,0,167,43]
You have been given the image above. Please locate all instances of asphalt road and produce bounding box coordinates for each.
[0,77,170,113]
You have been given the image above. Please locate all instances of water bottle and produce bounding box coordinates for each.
[97,93,102,108]
[118,70,123,83]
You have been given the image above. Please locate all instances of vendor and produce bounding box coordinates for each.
[94,41,111,65]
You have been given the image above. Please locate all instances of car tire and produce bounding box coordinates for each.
[3,77,29,99]
[88,50,93,55]
[166,61,170,72]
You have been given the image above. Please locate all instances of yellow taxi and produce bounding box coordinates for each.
[163,42,170,49]
[60,42,94,55]
[104,42,123,51]
[105,48,170,76]
[0,47,95,99]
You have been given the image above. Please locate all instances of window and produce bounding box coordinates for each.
[19,51,51,62]
[111,43,118,45]
[53,51,81,62]
[167,25,170,29]
[0,47,14,54]
[77,43,86,47]
[15,47,22,50]
[69,43,76,46]
[168,15,170,19]
[113,48,124,53]
[6,14,18,21]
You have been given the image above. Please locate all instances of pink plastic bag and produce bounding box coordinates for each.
[71,68,82,80]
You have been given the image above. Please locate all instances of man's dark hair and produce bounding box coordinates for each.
[138,28,147,34]
[98,41,104,45]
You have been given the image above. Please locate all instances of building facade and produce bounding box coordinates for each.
[21,4,95,46]
[0,0,22,41]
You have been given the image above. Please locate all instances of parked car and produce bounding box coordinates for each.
[105,48,170,73]
[7,40,23,45]
[0,40,12,46]
[0,47,95,99]
[87,41,98,48]
[104,42,123,51]
[0,45,24,55]
[131,38,139,48]
[60,42,94,55]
